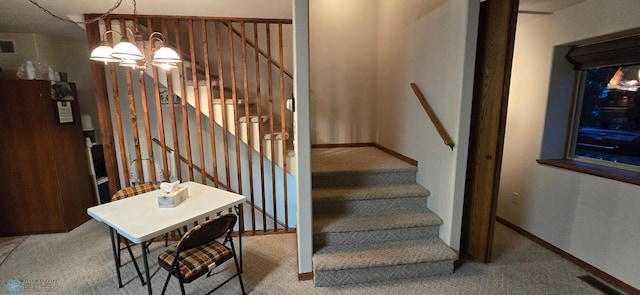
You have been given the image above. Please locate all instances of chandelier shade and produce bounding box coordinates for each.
[110,37,144,60]
[152,46,181,63]
[89,41,120,64]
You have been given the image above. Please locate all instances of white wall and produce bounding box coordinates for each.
[293,0,312,274]
[0,33,38,74]
[375,0,478,249]
[0,32,98,141]
[309,0,379,144]
[499,0,640,289]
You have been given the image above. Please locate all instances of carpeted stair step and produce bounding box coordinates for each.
[311,147,418,187]
[313,184,430,215]
[313,210,442,246]
[312,168,417,187]
[313,238,457,287]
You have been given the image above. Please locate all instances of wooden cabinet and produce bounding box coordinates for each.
[0,79,96,236]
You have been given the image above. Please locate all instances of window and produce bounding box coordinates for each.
[565,34,640,172]
[569,64,640,169]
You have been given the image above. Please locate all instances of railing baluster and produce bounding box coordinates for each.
[240,22,257,234]
[138,69,157,183]
[202,20,220,188]
[215,21,232,189]
[227,21,245,233]
[121,18,145,186]
[227,21,243,196]
[163,19,182,181]
[278,23,289,230]
[175,20,195,181]
[138,19,157,184]
[188,20,207,184]
[105,17,131,187]
[254,23,267,232]
[149,18,169,182]
[266,22,277,232]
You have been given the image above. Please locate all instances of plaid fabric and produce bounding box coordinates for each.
[158,241,232,280]
[111,183,160,201]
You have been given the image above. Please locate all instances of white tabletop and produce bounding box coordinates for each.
[87,182,245,243]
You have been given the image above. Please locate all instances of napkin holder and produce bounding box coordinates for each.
[158,186,188,208]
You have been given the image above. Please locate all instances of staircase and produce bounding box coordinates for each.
[311,147,457,286]
[162,51,295,173]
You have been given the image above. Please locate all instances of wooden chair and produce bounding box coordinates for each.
[111,183,160,286]
[158,213,246,295]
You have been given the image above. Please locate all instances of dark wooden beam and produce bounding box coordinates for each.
[460,0,519,263]
[85,15,121,195]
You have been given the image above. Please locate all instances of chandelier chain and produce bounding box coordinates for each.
[28,0,123,24]
[133,0,137,16]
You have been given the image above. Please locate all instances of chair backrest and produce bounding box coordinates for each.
[112,183,160,201]
[176,214,237,252]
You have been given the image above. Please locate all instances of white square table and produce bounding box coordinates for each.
[87,181,245,295]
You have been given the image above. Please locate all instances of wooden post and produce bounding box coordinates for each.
[85,15,121,194]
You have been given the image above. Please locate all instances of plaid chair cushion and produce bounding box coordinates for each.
[158,241,232,281]
[112,183,160,201]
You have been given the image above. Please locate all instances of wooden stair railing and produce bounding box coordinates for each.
[410,83,455,149]
[87,14,295,235]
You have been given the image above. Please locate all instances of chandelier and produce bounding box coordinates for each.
[90,29,181,70]
[28,0,181,70]
[88,0,181,70]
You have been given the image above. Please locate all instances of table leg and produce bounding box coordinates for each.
[234,205,243,273]
[109,228,124,288]
[141,243,153,295]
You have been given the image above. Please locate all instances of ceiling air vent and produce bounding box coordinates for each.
[0,40,16,53]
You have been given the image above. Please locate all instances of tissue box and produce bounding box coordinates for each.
[158,186,188,208]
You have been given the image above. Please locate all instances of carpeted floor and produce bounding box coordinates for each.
[0,219,611,294]
[0,236,27,266]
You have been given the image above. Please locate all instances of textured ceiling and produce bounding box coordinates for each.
[0,0,90,40]
[0,0,293,40]
[0,0,589,41]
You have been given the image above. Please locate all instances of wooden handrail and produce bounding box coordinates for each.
[410,83,455,150]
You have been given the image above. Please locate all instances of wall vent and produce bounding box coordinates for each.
[0,40,16,53]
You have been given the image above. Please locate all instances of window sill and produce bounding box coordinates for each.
[537,159,640,186]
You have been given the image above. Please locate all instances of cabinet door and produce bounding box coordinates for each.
[43,83,95,230]
[0,80,65,235]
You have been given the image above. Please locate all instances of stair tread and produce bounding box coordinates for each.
[311,147,416,174]
[313,238,457,271]
[312,184,429,201]
[313,210,442,233]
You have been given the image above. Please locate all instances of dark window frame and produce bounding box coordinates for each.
[539,33,640,185]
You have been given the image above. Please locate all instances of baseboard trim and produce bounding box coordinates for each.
[298,272,313,281]
[496,217,638,295]
[375,144,418,166]
[454,256,465,271]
